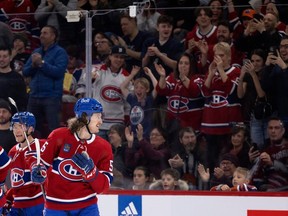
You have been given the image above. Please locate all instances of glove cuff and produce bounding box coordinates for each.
[83,166,98,182]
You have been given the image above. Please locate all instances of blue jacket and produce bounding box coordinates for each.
[23,43,68,98]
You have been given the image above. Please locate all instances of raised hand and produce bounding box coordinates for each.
[125,126,134,148]
[131,65,141,76]
[154,63,166,77]
[197,164,210,182]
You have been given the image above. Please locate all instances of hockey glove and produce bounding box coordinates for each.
[31,164,47,184]
[2,200,12,215]
[72,152,98,182]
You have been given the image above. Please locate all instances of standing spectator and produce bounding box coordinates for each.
[237,49,269,149]
[165,0,198,42]
[185,7,218,60]
[0,99,16,153]
[95,45,131,139]
[141,15,184,128]
[200,42,242,172]
[149,168,189,190]
[261,0,286,34]
[168,127,206,190]
[0,146,10,213]
[235,11,285,55]
[208,0,226,26]
[117,13,152,72]
[6,112,45,215]
[200,20,246,69]
[35,0,78,47]
[262,36,288,132]
[0,46,27,112]
[250,117,288,191]
[155,53,204,133]
[23,25,68,138]
[120,66,157,139]
[30,98,113,215]
[92,32,113,65]
[80,45,131,140]
[142,14,184,79]
[125,124,171,179]
[136,0,161,36]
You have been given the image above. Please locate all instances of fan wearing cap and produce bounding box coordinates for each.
[198,153,239,188]
[0,99,16,152]
[29,97,113,215]
[236,11,284,55]
[227,0,257,42]
[87,45,131,140]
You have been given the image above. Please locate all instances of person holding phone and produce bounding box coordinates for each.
[237,48,269,150]
[261,36,288,136]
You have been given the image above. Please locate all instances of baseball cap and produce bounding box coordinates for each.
[0,99,12,113]
[111,45,126,55]
[242,8,256,19]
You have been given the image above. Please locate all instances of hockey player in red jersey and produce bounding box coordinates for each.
[31,98,113,216]
[4,112,45,215]
[0,146,11,214]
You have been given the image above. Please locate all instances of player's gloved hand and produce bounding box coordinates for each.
[2,200,12,215]
[72,152,98,182]
[31,164,47,184]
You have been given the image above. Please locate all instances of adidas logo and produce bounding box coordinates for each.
[120,202,139,216]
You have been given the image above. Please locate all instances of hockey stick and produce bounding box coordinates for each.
[8,97,46,198]
[8,97,32,151]
[34,138,46,200]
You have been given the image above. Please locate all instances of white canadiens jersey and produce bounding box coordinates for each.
[92,65,131,130]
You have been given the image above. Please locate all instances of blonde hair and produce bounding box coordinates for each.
[234,167,250,179]
[134,77,150,91]
[213,42,231,57]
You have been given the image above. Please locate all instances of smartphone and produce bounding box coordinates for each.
[253,14,263,22]
[269,46,278,56]
[252,143,258,151]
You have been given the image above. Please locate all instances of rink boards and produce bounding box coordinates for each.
[98,190,288,216]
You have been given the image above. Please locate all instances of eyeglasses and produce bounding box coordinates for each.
[279,44,288,49]
[94,41,109,45]
[220,161,233,166]
[150,133,162,137]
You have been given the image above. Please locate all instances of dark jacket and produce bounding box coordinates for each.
[23,43,68,98]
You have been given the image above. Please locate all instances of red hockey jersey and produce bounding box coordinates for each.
[0,146,10,208]
[156,73,204,130]
[39,127,113,210]
[8,140,45,208]
[201,66,243,135]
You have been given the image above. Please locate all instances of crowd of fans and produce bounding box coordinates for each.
[0,0,288,193]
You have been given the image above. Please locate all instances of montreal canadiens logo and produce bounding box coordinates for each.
[101,86,122,102]
[11,168,25,188]
[130,106,144,125]
[168,96,189,113]
[58,159,83,181]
